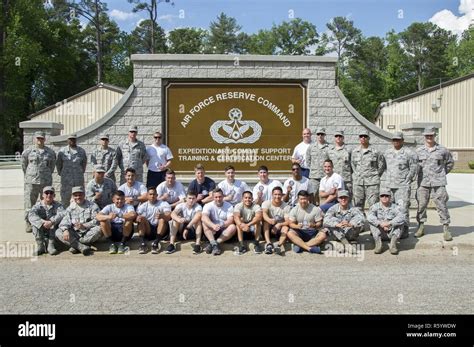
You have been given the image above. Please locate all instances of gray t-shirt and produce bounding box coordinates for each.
[234,202,262,223]
[289,203,324,228]
[262,200,291,222]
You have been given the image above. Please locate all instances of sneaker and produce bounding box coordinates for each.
[69,247,80,254]
[237,245,247,255]
[264,243,274,255]
[193,244,201,254]
[165,243,176,254]
[138,243,147,254]
[273,242,283,255]
[151,241,160,254]
[81,246,92,256]
[204,243,213,254]
[253,242,263,254]
[309,246,321,254]
[212,243,221,256]
[117,243,129,254]
[108,243,117,254]
[292,244,303,253]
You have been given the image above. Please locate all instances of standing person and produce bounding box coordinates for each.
[287,190,326,254]
[319,159,344,213]
[283,163,315,207]
[415,127,455,241]
[170,191,203,254]
[156,169,186,210]
[56,134,87,208]
[292,128,313,178]
[306,127,330,205]
[86,165,117,209]
[262,186,291,255]
[146,131,173,188]
[217,165,250,206]
[116,125,148,185]
[351,129,385,213]
[367,189,406,255]
[90,133,118,184]
[117,168,148,209]
[328,130,353,198]
[56,186,101,256]
[252,165,282,205]
[234,191,263,255]
[187,163,216,206]
[201,188,236,256]
[383,132,418,238]
[21,131,56,232]
[28,186,65,256]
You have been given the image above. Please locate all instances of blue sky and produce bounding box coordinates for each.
[107,0,472,37]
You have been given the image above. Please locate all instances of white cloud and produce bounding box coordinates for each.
[158,14,179,22]
[429,0,473,36]
[110,9,137,21]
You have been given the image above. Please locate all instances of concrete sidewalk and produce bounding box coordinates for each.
[1,168,472,249]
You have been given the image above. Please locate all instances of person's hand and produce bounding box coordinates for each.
[179,217,186,224]
[43,221,53,229]
[95,192,102,199]
[213,224,221,232]
[63,230,70,242]
[125,197,134,204]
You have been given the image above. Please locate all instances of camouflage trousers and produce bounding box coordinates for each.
[309,178,321,205]
[353,184,379,211]
[32,226,57,242]
[327,226,362,242]
[344,181,353,201]
[55,226,102,248]
[416,186,450,225]
[388,186,411,226]
[369,225,402,240]
[24,183,47,220]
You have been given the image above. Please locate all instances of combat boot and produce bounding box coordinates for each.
[389,236,398,255]
[415,223,424,238]
[47,230,59,255]
[374,237,383,254]
[443,224,453,241]
[25,222,32,233]
[341,237,356,254]
[77,243,92,256]
[34,239,46,256]
[400,225,409,239]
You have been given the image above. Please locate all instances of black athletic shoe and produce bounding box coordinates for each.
[165,243,176,254]
[193,244,202,254]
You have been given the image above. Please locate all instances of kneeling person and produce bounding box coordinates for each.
[234,191,263,255]
[202,188,236,256]
[28,186,65,255]
[262,186,290,255]
[170,191,203,254]
[136,187,171,254]
[287,190,326,254]
[97,190,137,254]
[367,189,406,255]
[56,186,101,256]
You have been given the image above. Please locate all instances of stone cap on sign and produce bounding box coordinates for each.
[131,54,338,64]
[19,121,64,131]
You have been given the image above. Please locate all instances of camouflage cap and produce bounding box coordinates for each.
[71,186,85,194]
[94,165,106,173]
[34,131,45,138]
[67,133,77,139]
[392,131,404,140]
[99,133,109,140]
[42,186,55,193]
[128,125,138,132]
[359,129,370,137]
[334,129,344,136]
[379,188,392,197]
[422,127,436,136]
[315,127,326,135]
[337,190,350,198]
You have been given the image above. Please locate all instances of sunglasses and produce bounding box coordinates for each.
[335,135,343,138]
[359,135,369,138]
[44,191,54,195]
[338,196,349,199]
[129,131,137,133]
[380,195,390,198]
[292,168,300,171]
[154,136,162,139]
[101,138,109,141]
[317,133,325,136]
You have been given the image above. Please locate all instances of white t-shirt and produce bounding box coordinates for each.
[174,202,202,222]
[320,173,344,193]
[292,141,312,169]
[101,203,135,224]
[283,176,315,206]
[202,201,234,226]
[137,200,171,226]
[156,181,186,204]
[146,144,173,172]
[118,181,147,206]
[217,180,249,206]
[252,179,283,203]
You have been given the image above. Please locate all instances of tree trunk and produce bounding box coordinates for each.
[95,0,102,82]
[0,0,9,154]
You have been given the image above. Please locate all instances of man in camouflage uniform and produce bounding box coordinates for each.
[328,129,353,198]
[86,165,117,209]
[367,189,406,255]
[56,134,87,207]
[383,132,418,239]
[415,127,454,241]
[351,129,385,212]
[90,133,118,184]
[28,186,65,256]
[323,190,365,253]
[306,127,329,205]
[21,131,56,232]
[116,125,149,185]
[56,186,101,255]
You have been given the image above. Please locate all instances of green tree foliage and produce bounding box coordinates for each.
[168,27,206,54]
[272,18,319,55]
[206,12,242,54]
[131,19,167,54]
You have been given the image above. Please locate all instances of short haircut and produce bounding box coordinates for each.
[125,168,136,175]
[242,190,253,197]
[166,169,175,176]
[194,163,205,171]
[258,165,268,172]
[187,190,197,197]
[324,159,334,167]
[113,190,125,198]
[292,163,301,169]
[147,187,157,193]
[298,190,310,198]
[212,188,224,195]
[224,165,235,172]
[272,186,283,194]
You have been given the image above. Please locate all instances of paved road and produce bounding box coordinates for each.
[0,246,472,314]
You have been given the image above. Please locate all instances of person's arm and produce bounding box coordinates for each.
[445,149,454,174]
[28,204,44,229]
[366,206,379,227]
[262,208,275,225]
[48,149,56,175]
[56,151,63,176]
[248,210,262,227]
[81,149,87,173]
[188,211,202,229]
[107,150,118,177]
[82,204,100,229]
[21,149,29,174]
[234,211,245,229]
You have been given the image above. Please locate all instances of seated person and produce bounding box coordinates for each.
[97,190,137,255]
[217,165,250,206]
[187,163,216,206]
[170,191,203,254]
[262,186,291,255]
[287,190,326,254]
[86,165,117,209]
[283,163,315,207]
[201,188,236,256]
[156,169,186,210]
[117,168,147,209]
[136,187,171,254]
[319,159,344,213]
[252,165,282,205]
[234,191,263,255]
